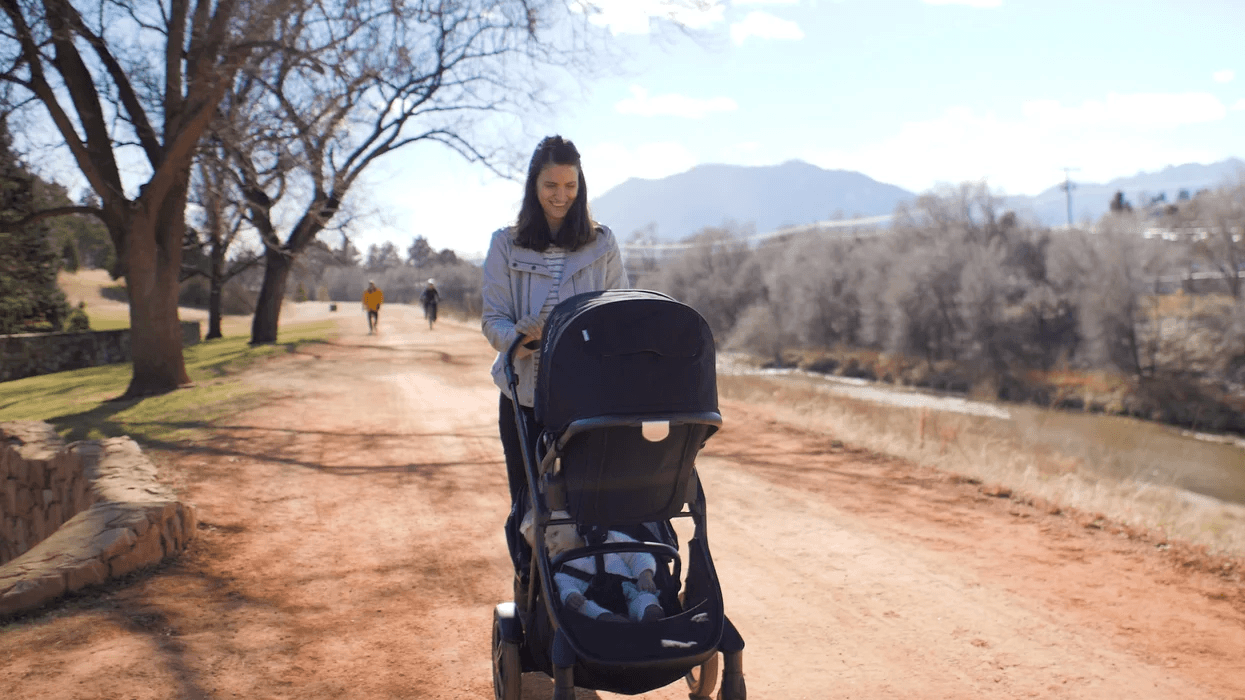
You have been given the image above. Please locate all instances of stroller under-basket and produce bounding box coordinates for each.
[491,289,746,700]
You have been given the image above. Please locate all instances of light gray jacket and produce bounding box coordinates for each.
[482,224,629,406]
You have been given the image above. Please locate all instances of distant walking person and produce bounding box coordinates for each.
[362,280,384,334]
[419,279,441,330]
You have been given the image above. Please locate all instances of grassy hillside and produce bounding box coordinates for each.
[58,269,276,336]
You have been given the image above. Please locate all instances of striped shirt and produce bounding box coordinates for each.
[540,247,568,318]
[533,247,568,374]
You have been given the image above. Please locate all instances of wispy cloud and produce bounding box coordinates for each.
[615,86,738,119]
[1213,69,1235,84]
[734,0,801,5]
[922,0,1002,7]
[808,93,1227,195]
[730,11,804,45]
[1022,92,1226,130]
[578,0,725,35]
[1232,98,1245,111]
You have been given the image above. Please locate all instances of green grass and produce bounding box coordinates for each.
[84,311,132,331]
[0,320,337,446]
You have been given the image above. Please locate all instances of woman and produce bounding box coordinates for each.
[481,135,629,574]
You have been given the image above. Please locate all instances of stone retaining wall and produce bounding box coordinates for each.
[0,421,197,618]
[1,321,201,382]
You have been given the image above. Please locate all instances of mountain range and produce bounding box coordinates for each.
[1003,158,1245,227]
[590,157,1245,241]
[589,160,912,242]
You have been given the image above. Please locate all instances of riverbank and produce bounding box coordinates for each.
[718,355,1245,559]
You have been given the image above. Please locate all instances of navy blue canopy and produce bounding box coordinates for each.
[534,290,718,431]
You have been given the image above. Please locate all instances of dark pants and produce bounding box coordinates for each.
[499,393,536,576]
[367,309,378,331]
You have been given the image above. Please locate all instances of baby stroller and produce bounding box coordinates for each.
[492,289,746,700]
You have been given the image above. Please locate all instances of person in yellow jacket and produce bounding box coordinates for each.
[362,280,384,334]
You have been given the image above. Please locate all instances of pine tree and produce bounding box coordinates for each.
[0,121,71,334]
[62,239,80,272]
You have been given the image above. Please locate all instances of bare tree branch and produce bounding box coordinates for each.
[0,204,104,232]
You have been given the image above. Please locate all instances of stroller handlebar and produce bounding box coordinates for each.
[502,333,547,523]
[550,541,681,573]
[503,334,526,395]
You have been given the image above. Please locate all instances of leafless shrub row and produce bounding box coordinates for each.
[639,180,1245,433]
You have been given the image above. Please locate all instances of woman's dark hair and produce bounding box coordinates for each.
[514,135,597,251]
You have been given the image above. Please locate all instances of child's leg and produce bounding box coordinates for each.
[623,582,664,622]
[556,573,625,621]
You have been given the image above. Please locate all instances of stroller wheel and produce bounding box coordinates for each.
[684,651,719,699]
[492,604,522,700]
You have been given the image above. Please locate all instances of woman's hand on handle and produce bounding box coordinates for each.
[514,314,543,343]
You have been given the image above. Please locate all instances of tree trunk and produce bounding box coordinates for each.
[122,182,192,397]
[207,241,225,340]
[251,246,293,345]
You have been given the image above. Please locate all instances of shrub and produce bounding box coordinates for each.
[65,302,90,332]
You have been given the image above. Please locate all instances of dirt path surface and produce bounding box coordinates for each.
[3,305,1243,699]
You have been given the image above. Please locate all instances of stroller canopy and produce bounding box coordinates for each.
[535,290,718,431]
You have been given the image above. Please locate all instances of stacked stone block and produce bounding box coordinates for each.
[0,421,197,618]
[1,422,100,565]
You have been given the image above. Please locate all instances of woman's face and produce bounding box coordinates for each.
[537,163,579,231]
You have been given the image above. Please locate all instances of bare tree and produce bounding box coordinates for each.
[1,0,295,395]
[222,0,619,344]
[1168,174,1245,299]
[622,224,661,284]
[365,241,402,271]
[893,181,1009,247]
[1047,213,1177,376]
[183,144,261,339]
[884,240,965,364]
[766,235,866,349]
[645,225,763,338]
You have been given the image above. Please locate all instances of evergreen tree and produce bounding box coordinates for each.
[0,121,71,334]
[1109,191,1133,213]
[407,236,434,267]
[62,239,80,273]
[32,180,114,271]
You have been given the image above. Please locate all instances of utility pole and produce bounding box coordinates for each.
[1060,167,1080,228]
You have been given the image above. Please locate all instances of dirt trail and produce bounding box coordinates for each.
[2,305,1243,699]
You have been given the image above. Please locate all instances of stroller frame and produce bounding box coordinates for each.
[491,291,746,700]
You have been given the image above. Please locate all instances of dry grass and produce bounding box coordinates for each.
[1147,290,1236,318]
[720,373,1245,558]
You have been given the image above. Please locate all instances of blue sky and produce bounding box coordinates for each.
[362,0,1245,259]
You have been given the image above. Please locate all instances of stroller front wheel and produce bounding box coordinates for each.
[685,651,719,699]
[493,603,522,700]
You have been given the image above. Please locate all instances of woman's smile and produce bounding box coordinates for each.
[538,163,580,231]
